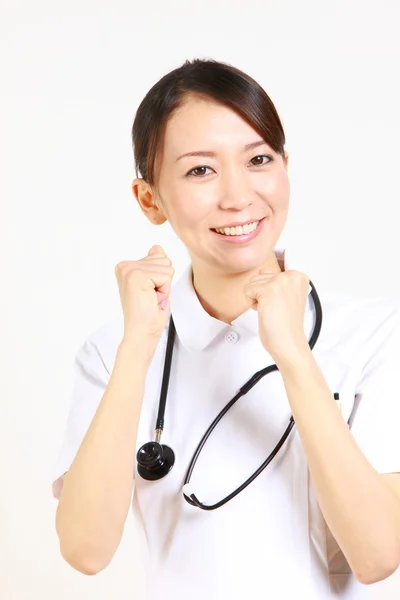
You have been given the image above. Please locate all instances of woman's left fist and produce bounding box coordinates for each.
[243,268,310,362]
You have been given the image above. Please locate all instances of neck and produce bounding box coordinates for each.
[191,251,284,325]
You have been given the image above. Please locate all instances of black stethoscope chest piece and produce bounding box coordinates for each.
[137,441,175,480]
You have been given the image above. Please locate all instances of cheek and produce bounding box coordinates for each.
[261,170,290,207]
[168,184,212,225]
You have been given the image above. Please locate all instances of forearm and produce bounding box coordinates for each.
[56,340,152,574]
[276,344,400,584]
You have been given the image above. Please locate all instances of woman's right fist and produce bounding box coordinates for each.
[114,245,175,346]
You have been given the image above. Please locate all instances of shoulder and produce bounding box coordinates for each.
[75,315,170,375]
[320,289,400,343]
[73,315,124,376]
[309,286,400,377]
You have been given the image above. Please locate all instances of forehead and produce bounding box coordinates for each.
[163,95,260,155]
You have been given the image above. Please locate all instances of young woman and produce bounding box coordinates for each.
[52,58,400,599]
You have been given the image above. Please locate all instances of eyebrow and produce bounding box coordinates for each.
[175,140,269,162]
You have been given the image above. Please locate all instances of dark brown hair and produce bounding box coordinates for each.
[132,58,286,187]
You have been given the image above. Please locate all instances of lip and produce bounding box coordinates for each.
[210,217,266,244]
[210,217,262,229]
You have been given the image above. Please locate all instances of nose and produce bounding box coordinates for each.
[217,168,253,211]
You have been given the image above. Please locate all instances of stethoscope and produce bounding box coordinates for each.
[136,279,323,511]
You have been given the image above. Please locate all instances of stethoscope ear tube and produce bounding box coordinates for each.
[182,280,322,510]
[136,318,177,481]
[136,279,323,510]
[156,317,177,432]
[183,416,295,510]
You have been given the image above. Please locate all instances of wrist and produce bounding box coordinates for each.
[118,337,156,366]
[273,339,314,373]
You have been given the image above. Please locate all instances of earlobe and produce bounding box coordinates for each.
[131,178,167,225]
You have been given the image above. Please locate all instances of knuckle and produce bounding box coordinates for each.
[115,260,134,272]
[115,263,126,277]
[125,267,142,282]
[129,267,142,277]
[161,257,173,267]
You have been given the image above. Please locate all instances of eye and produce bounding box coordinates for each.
[185,154,273,178]
[249,154,273,167]
[185,166,213,178]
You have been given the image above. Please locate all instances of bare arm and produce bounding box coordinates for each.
[55,340,153,575]
[276,344,400,585]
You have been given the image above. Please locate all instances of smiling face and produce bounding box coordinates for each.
[133,94,290,275]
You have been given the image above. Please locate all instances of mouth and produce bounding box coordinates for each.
[211,218,263,236]
[210,217,266,243]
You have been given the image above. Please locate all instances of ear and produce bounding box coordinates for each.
[132,178,167,225]
[283,151,289,169]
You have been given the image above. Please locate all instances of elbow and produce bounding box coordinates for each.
[59,542,112,576]
[353,552,400,585]
[55,505,115,575]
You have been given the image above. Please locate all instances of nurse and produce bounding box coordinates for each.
[52,58,400,599]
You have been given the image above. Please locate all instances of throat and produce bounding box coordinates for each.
[195,289,249,325]
[190,252,284,324]
[191,271,255,324]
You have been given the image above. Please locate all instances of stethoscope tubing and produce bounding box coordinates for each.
[136,278,323,511]
[182,279,322,510]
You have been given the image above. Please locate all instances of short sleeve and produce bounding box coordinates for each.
[52,336,111,500]
[350,304,400,475]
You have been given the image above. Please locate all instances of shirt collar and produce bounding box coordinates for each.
[170,247,313,352]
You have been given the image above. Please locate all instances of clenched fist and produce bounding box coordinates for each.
[115,245,175,348]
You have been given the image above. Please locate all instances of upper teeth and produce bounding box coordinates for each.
[214,221,259,236]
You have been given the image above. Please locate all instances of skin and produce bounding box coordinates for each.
[132,93,290,325]
[54,91,400,581]
[132,93,400,583]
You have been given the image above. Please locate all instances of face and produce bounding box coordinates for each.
[133,95,290,275]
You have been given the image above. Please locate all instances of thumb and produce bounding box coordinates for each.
[148,244,165,257]
[147,244,170,308]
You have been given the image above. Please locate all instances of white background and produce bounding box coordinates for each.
[1,0,400,597]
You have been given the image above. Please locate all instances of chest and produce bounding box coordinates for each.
[135,335,358,506]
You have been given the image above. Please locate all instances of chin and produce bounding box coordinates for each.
[215,256,268,276]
